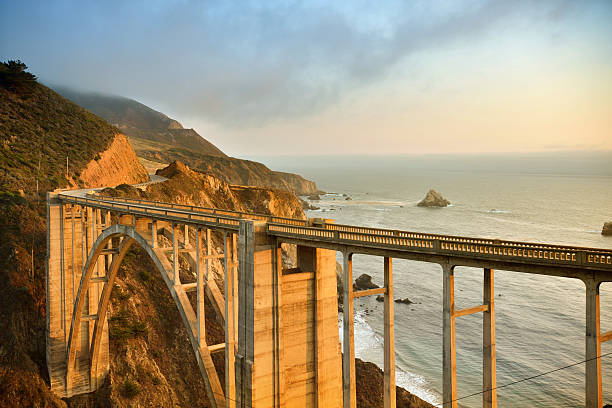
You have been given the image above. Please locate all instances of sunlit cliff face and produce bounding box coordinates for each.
[2,0,611,155]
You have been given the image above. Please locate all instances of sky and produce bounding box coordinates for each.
[1,0,611,156]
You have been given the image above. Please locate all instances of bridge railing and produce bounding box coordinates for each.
[59,194,242,230]
[84,194,309,226]
[268,222,612,270]
[64,193,612,270]
[322,222,611,253]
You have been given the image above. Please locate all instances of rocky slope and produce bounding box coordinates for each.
[355,359,434,408]
[77,133,148,188]
[55,88,320,195]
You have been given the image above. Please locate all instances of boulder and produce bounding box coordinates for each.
[376,295,384,302]
[602,222,612,236]
[308,194,321,200]
[395,298,413,304]
[417,189,450,207]
[354,274,379,290]
[345,196,352,201]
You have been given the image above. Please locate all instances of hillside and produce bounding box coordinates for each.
[55,88,320,195]
[0,63,148,196]
[0,61,148,408]
[54,87,227,158]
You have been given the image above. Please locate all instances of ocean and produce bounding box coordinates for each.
[248,152,612,407]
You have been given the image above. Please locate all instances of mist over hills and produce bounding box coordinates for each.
[55,87,319,195]
[54,87,227,158]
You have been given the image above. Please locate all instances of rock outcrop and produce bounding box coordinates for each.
[395,298,413,304]
[602,222,612,236]
[78,133,149,188]
[417,189,450,207]
[355,358,435,408]
[354,274,379,290]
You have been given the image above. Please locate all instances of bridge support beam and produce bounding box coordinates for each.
[483,268,497,408]
[384,257,396,408]
[342,251,356,408]
[442,263,457,408]
[585,278,602,408]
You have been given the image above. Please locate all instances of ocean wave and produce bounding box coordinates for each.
[339,312,440,405]
[488,208,511,214]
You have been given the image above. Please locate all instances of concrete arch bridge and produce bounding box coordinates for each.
[46,192,612,407]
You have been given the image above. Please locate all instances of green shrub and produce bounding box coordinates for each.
[109,307,147,343]
[139,269,152,282]
[121,379,140,398]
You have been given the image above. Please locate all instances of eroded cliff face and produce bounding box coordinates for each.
[76,133,149,188]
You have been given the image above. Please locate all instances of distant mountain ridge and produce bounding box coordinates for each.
[55,87,226,157]
[55,87,320,195]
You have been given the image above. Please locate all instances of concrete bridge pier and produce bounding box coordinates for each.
[236,220,343,407]
[585,278,603,408]
[46,194,110,397]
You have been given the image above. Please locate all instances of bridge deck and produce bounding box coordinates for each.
[58,193,612,274]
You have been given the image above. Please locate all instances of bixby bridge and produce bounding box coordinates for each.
[46,192,612,407]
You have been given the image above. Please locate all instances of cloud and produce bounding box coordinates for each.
[0,0,581,126]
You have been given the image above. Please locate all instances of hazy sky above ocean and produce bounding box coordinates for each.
[1,0,611,155]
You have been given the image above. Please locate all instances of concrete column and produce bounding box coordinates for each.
[236,220,255,408]
[483,268,497,408]
[71,206,76,307]
[442,263,457,408]
[585,278,602,408]
[46,193,67,395]
[172,223,180,285]
[225,232,237,408]
[205,228,211,280]
[273,244,284,408]
[384,257,396,408]
[342,252,356,408]
[151,220,158,248]
[196,228,205,347]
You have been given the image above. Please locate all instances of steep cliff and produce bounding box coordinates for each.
[77,133,148,188]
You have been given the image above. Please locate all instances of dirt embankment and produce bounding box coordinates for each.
[76,133,149,188]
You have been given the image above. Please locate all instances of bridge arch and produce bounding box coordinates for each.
[65,223,225,407]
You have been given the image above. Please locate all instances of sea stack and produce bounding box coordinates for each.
[417,189,450,207]
[354,274,379,290]
[602,222,612,236]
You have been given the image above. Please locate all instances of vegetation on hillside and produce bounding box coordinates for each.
[55,87,227,158]
[0,61,118,195]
